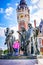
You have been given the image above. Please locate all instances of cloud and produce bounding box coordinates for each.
[0,8,4,13]
[31,0,39,4]
[0,27,5,37]
[7,3,11,6]
[15,3,18,6]
[4,15,13,20]
[30,15,41,27]
[0,23,6,27]
[31,0,43,9]
[29,0,43,27]
[4,7,15,20]
[4,6,17,27]
[29,5,38,14]
[29,6,32,13]
[32,9,43,21]
[38,0,43,9]
[33,5,38,9]
[30,9,43,27]
[5,7,14,16]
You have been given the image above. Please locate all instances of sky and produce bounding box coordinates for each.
[0,0,43,50]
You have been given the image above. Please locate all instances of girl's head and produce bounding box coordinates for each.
[16,39,20,43]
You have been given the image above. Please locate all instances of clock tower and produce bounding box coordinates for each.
[17,0,30,31]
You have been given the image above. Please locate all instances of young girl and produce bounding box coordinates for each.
[12,39,20,56]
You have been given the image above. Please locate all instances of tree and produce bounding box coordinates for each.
[4,49,8,54]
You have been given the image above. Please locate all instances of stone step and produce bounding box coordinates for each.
[0,55,37,59]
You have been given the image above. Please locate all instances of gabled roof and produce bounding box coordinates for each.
[39,19,43,30]
[39,19,43,27]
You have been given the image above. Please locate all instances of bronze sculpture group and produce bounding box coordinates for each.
[4,23,39,56]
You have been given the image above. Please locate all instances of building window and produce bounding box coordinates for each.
[17,16,19,19]
[41,39,43,46]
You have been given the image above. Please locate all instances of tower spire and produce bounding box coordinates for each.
[20,0,27,5]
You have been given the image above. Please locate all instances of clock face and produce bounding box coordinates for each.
[19,14,24,19]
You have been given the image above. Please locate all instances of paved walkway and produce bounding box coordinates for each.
[0,58,43,65]
[0,59,38,65]
[35,59,43,65]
